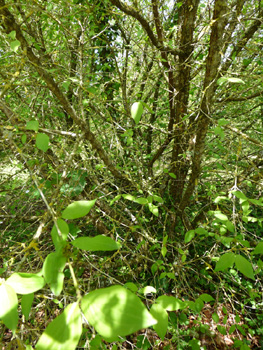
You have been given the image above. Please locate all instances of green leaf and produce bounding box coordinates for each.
[51,219,69,251]
[36,133,49,152]
[0,283,18,332]
[214,252,235,271]
[6,273,45,294]
[184,230,195,243]
[21,134,27,144]
[195,227,208,235]
[231,190,247,200]
[217,325,227,335]
[42,252,66,296]
[214,126,225,140]
[234,255,255,280]
[161,245,167,257]
[150,304,168,340]
[71,235,121,251]
[122,194,135,201]
[21,293,34,321]
[8,30,16,39]
[36,302,82,350]
[152,195,164,204]
[218,118,229,126]
[194,298,204,312]
[62,81,71,91]
[26,120,39,131]
[148,203,159,216]
[214,211,228,221]
[131,102,143,125]
[189,339,200,350]
[10,40,21,52]
[81,285,157,341]
[229,324,236,334]
[155,295,186,311]
[253,242,263,255]
[168,172,176,179]
[199,293,214,303]
[249,198,263,206]
[62,199,96,219]
[217,76,245,85]
[212,313,219,323]
[124,282,138,292]
[225,220,235,233]
[134,197,148,205]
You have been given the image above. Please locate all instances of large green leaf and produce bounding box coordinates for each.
[36,133,49,152]
[131,102,143,125]
[0,283,18,332]
[252,242,263,255]
[10,39,21,52]
[234,255,255,280]
[148,203,159,217]
[155,295,186,311]
[150,304,168,340]
[185,230,195,243]
[26,120,39,131]
[6,273,45,294]
[81,285,157,341]
[21,293,34,321]
[62,200,96,219]
[42,252,66,296]
[71,235,121,251]
[214,253,235,271]
[36,302,82,350]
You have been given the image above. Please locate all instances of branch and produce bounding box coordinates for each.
[0,0,134,188]
[109,0,181,56]
[221,7,263,73]
[218,90,263,102]
[224,124,263,148]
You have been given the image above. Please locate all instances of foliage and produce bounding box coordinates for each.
[0,0,263,349]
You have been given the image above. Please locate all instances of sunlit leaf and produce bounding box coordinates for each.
[36,302,82,350]
[42,252,66,296]
[214,211,228,221]
[26,120,39,131]
[51,219,69,251]
[150,304,168,340]
[81,285,157,341]
[62,199,96,219]
[155,295,186,311]
[131,102,143,125]
[8,30,16,39]
[71,235,121,251]
[148,203,159,216]
[36,133,49,152]
[0,283,18,332]
[10,40,21,52]
[21,293,34,321]
[217,76,245,85]
[6,273,45,294]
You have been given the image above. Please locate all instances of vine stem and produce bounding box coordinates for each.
[68,261,81,301]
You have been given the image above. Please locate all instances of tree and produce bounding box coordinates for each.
[0,0,262,348]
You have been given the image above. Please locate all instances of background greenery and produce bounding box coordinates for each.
[0,0,262,349]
